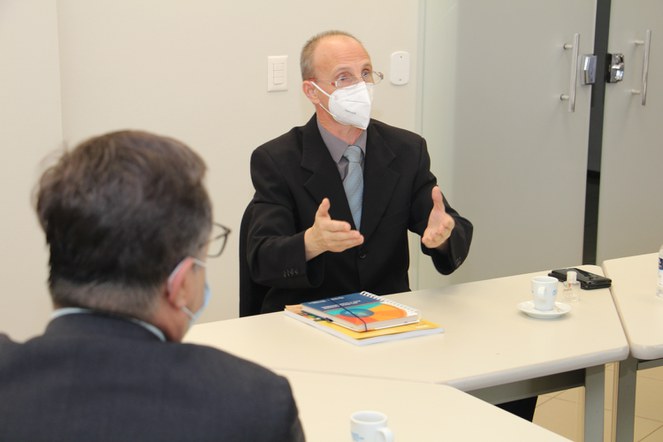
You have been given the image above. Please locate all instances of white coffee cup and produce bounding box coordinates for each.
[531,276,558,311]
[351,410,394,442]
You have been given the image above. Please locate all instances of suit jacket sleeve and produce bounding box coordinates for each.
[247,142,323,290]
[408,138,473,274]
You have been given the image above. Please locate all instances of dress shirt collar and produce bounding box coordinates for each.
[52,307,166,342]
[317,119,367,164]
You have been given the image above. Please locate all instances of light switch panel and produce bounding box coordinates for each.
[268,55,288,92]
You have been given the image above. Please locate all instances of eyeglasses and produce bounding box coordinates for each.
[314,70,384,90]
[207,222,231,258]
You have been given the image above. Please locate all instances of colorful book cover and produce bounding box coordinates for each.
[300,291,420,331]
[283,306,443,346]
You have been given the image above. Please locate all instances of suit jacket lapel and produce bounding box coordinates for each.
[300,116,354,224]
[361,124,399,240]
[300,117,400,237]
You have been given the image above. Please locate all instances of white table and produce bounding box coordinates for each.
[277,370,570,441]
[186,266,628,442]
[602,253,663,442]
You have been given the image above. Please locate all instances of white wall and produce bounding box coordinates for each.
[414,0,460,289]
[1,0,422,339]
[0,1,63,341]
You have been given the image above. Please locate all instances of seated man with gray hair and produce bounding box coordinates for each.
[0,130,304,441]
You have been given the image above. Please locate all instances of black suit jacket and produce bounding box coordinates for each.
[248,115,473,312]
[0,314,304,442]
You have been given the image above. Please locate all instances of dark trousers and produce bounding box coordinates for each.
[496,396,538,421]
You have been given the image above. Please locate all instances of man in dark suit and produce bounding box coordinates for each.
[0,131,304,441]
[247,30,534,422]
[246,30,473,313]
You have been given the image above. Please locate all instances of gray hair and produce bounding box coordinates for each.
[35,130,212,319]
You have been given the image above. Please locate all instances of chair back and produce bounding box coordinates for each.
[239,201,270,317]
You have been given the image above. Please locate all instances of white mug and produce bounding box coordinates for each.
[351,410,394,442]
[531,276,558,311]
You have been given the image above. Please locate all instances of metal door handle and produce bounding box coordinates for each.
[560,33,580,112]
[607,53,625,83]
[631,30,652,106]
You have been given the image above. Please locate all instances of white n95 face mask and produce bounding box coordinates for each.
[312,81,374,130]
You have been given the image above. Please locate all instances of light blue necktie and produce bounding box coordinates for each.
[343,145,364,230]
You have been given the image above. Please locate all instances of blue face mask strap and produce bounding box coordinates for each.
[171,257,210,325]
[182,281,211,324]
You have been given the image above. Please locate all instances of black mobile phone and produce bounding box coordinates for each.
[548,268,612,290]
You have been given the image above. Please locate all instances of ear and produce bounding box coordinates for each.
[302,80,320,104]
[166,258,195,308]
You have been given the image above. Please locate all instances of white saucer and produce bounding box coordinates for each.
[517,301,571,319]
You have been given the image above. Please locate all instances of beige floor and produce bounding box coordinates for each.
[533,364,663,441]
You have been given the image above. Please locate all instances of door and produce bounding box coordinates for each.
[597,0,663,262]
[417,0,596,287]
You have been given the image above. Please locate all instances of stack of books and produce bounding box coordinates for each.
[284,291,443,346]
